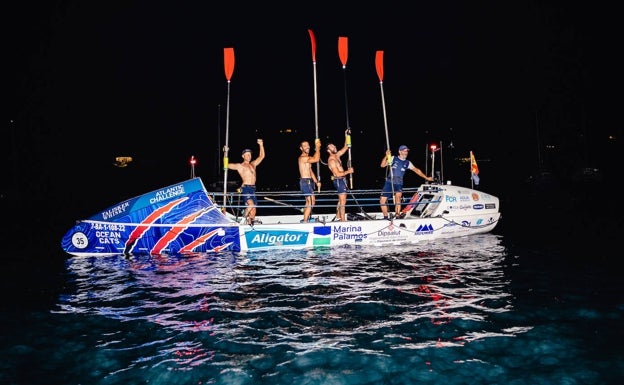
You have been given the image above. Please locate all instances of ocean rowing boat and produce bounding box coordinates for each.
[60,178,501,256]
[61,36,501,256]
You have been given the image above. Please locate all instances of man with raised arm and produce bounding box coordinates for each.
[326,130,354,222]
[227,139,265,225]
[298,138,322,222]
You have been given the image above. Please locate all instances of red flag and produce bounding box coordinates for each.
[470,151,480,185]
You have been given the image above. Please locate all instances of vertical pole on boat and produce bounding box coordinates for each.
[430,144,436,180]
[439,140,444,183]
[308,29,321,192]
[190,155,196,178]
[338,36,353,189]
[375,51,395,202]
[222,47,235,208]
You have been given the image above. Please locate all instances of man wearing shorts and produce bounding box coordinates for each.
[227,139,265,224]
[326,130,354,222]
[298,138,322,222]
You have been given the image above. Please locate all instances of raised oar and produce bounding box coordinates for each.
[222,47,235,208]
[375,50,395,204]
[308,29,321,192]
[338,36,353,189]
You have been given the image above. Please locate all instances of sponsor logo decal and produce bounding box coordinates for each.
[461,218,485,227]
[473,204,484,210]
[415,224,434,235]
[471,192,480,201]
[313,226,331,236]
[246,230,309,248]
[332,224,367,240]
[313,238,331,246]
[377,229,401,237]
[102,202,131,220]
[485,203,496,209]
[150,184,186,205]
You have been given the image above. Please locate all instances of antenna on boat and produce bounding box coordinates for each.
[190,155,196,178]
[429,143,437,181]
[427,142,445,183]
[439,140,444,183]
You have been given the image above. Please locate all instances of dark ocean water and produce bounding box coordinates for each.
[1,184,622,385]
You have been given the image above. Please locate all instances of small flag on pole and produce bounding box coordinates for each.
[470,151,480,185]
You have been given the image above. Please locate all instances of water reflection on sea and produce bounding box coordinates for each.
[2,233,621,385]
[59,235,512,340]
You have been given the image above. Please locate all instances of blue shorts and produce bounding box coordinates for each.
[380,180,403,199]
[240,185,257,205]
[333,177,348,194]
[300,178,315,196]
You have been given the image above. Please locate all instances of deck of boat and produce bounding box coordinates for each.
[209,186,423,224]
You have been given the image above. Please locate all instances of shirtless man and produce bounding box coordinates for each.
[227,139,265,224]
[326,130,354,221]
[298,138,322,222]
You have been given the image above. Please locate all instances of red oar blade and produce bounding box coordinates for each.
[338,36,348,66]
[224,47,235,81]
[375,50,384,82]
[308,29,317,62]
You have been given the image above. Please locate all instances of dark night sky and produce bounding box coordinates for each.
[7,1,620,206]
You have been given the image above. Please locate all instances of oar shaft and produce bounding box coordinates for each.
[308,29,321,191]
[375,50,395,203]
[339,36,353,189]
[222,48,235,208]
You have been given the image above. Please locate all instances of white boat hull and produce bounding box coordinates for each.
[60,178,501,255]
[233,212,500,251]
